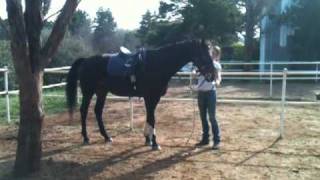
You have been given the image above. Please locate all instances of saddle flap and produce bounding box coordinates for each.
[107,48,144,77]
[107,54,129,77]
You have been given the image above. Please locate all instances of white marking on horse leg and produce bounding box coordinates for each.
[143,122,155,140]
[144,122,152,136]
[149,126,156,143]
[151,127,156,136]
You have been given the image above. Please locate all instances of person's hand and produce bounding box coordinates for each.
[192,69,200,76]
[215,80,221,87]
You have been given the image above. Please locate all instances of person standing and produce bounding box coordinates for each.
[196,45,222,150]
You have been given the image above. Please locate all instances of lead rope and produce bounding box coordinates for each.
[185,64,197,145]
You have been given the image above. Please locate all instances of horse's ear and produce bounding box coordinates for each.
[200,39,205,44]
[200,39,211,48]
[200,39,208,46]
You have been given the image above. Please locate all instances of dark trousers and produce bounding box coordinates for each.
[197,90,220,144]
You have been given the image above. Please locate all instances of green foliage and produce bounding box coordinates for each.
[49,34,93,67]
[113,29,141,51]
[226,40,259,61]
[0,94,19,124]
[92,8,117,53]
[285,0,320,60]
[231,43,246,60]
[136,10,154,45]
[180,0,242,42]
[43,30,93,84]
[137,0,242,46]
[41,28,93,68]
[69,10,92,38]
[137,10,182,47]
[1,8,141,91]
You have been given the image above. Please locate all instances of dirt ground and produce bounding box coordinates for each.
[0,97,320,179]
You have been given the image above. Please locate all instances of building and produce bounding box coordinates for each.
[259,0,294,71]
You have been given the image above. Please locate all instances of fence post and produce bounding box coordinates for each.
[316,63,319,82]
[4,66,11,123]
[280,68,287,138]
[269,62,273,97]
[129,97,134,130]
[189,71,192,88]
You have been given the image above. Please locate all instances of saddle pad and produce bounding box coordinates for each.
[107,54,128,77]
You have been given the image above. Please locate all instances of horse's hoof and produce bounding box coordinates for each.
[145,141,152,146]
[152,145,161,151]
[105,137,113,143]
[83,139,90,145]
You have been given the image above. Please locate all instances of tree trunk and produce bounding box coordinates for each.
[245,0,255,62]
[6,0,79,176]
[14,70,44,176]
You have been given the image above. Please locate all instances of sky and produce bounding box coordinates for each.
[0,0,161,30]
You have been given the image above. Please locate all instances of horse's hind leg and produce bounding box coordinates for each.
[81,92,93,144]
[95,92,112,143]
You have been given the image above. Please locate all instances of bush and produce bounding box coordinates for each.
[43,30,94,85]
[231,43,246,60]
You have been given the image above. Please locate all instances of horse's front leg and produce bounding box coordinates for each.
[144,96,161,150]
[95,92,113,143]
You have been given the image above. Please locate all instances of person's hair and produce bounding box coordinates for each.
[211,45,221,61]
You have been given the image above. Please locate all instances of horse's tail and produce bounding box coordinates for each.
[66,58,84,115]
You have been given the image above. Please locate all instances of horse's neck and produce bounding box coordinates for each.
[153,47,191,79]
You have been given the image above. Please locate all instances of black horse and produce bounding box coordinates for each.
[66,40,216,150]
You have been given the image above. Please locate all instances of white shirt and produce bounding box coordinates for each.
[196,61,222,91]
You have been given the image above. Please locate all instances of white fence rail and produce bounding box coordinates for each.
[0,66,10,123]
[221,61,320,97]
[1,63,320,138]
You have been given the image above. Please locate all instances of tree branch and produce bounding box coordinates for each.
[43,8,62,22]
[43,0,82,22]
[40,0,79,67]
[25,0,43,72]
[41,0,52,17]
[6,0,29,77]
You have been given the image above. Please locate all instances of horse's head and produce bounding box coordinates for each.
[191,40,216,82]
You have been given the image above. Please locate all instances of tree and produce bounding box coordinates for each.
[136,10,154,45]
[92,8,117,53]
[111,29,141,51]
[285,0,320,60]
[138,0,242,46]
[69,10,92,38]
[5,0,79,176]
[122,30,141,50]
[180,0,241,42]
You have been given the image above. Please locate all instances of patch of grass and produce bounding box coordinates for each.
[0,87,71,124]
[0,95,19,124]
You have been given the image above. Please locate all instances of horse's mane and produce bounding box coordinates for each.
[144,40,204,61]
[154,39,201,51]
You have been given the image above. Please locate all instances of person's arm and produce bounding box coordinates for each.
[215,70,222,86]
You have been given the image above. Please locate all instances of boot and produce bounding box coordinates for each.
[195,138,209,146]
